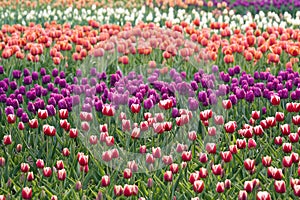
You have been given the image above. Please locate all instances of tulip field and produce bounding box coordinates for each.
[1,1,300,200]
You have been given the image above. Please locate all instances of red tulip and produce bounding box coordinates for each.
[274,180,286,193]
[79,111,93,122]
[274,136,283,145]
[102,104,115,116]
[128,160,138,172]
[81,121,90,132]
[282,156,293,168]
[164,171,173,182]
[3,135,12,145]
[43,167,52,177]
[260,120,269,129]
[294,185,300,197]
[22,187,32,199]
[69,128,78,138]
[244,158,255,171]
[282,143,292,153]
[253,125,263,136]
[229,145,238,154]
[27,172,34,181]
[208,126,216,136]
[123,168,132,179]
[199,152,208,163]
[251,111,260,120]
[280,124,290,135]
[211,164,223,176]
[163,121,172,131]
[214,115,224,125]
[158,99,173,110]
[78,154,88,166]
[147,178,153,188]
[155,113,164,122]
[57,169,66,181]
[222,100,232,109]
[270,94,280,106]
[36,159,44,169]
[114,185,123,196]
[224,121,237,133]
[139,145,147,154]
[21,163,30,173]
[152,147,161,158]
[162,155,173,165]
[99,124,108,132]
[153,123,164,134]
[189,172,200,184]
[199,167,208,178]
[193,180,204,193]
[275,112,284,122]
[288,132,299,143]
[206,143,216,154]
[29,119,38,129]
[102,134,113,146]
[244,181,254,193]
[38,109,48,119]
[56,160,64,170]
[0,195,5,200]
[170,163,179,174]
[266,117,276,127]
[7,114,16,124]
[248,138,257,149]
[182,151,192,161]
[101,175,110,187]
[43,125,56,136]
[262,156,272,167]
[256,191,271,200]
[102,151,112,162]
[131,127,141,139]
[62,148,70,157]
[236,139,247,149]
[18,122,25,130]
[292,115,300,125]
[0,157,5,167]
[291,152,299,163]
[144,112,152,121]
[216,182,225,193]
[123,184,133,197]
[225,179,231,189]
[220,151,232,163]
[199,109,213,121]
[188,131,197,141]
[89,135,98,145]
[130,103,141,113]
[238,190,247,200]
[272,168,283,180]
[59,109,68,119]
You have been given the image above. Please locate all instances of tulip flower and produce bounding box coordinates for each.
[163,171,173,182]
[274,180,286,193]
[216,182,225,193]
[270,94,280,106]
[124,168,132,179]
[114,185,123,196]
[256,191,271,200]
[238,190,247,200]
[22,187,32,199]
[182,151,192,161]
[193,180,204,193]
[101,175,110,187]
[224,121,237,133]
[57,169,66,181]
[43,167,52,177]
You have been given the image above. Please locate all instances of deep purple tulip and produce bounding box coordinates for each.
[52,68,59,77]
[46,105,56,116]
[12,70,21,79]
[40,68,46,76]
[21,112,29,123]
[32,71,39,80]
